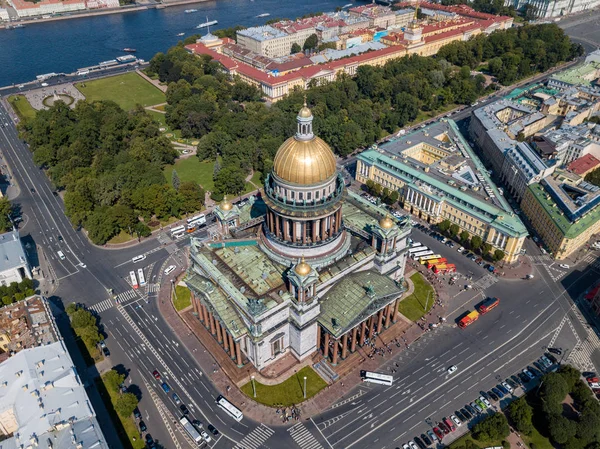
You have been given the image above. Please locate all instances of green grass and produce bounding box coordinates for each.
[107,230,135,245]
[240,366,327,407]
[75,72,165,111]
[398,272,435,321]
[448,433,502,449]
[8,95,37,121]
[522,426,553,449]
[173,285,191,311]
[97,374,145,449]
[164,157,215,191]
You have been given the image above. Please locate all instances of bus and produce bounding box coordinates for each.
[412,250,434,260]
[408,246,429,256]
[137,268,146,286]
[216,395,243,422]
[129,271,139,290]
[360,370,394,386]
[419,255,443,264]
[410,242,422,249]
[171,225,186,238]
[179,416,202,444]
[187,214,206,227]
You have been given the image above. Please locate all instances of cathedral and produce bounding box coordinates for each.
[185,103,411,371]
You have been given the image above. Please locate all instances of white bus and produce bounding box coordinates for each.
[216,395,243,422]
[410,242,422,249]
[411,249,433,259]
[414,251,435,261]
[179,416,202,443]
[137,268,146,286]
[171,225,186,238]
[186,214,206,227]
[408,246,428,256]
[129,271,139,290]
[360,370,394,386]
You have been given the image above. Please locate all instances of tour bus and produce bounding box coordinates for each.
[137,268,146,287]
[419,254,443,264]
[410,242,423,249]
[179,416,202,444]
[171,225,186,238]
[408,246,429,256]
[216,395,243,422]
[360,370,394,386]
[187,214,206,227]
[129,271,139,290]
[412,249,434,260]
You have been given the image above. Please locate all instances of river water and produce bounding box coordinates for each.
[0,0,359,86]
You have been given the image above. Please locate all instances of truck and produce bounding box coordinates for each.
[477,297,500,314]
[180,416,203,444]
[458,310,480,328]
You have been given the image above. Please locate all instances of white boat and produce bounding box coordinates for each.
[184,9,197,13]
[256,13,270,18]
[177,32,185,36]
[342,3,353,8]
[196,18,218,29]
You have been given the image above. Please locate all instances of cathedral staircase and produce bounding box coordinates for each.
[313,358,339,384]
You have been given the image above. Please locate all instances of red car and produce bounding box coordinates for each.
[443,417,456,432]
[438,422,450,435]
[153,370,161,380]
[433,427,444,440]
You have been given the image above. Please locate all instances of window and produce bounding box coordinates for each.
[307,192,312,200]
[299,192,303,200]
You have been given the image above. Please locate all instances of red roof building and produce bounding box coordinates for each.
[567,154,600,176]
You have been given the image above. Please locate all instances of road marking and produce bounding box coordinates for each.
[367,394,380,403]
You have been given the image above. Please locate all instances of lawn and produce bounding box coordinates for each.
[173,285,191,311]
[8,95,37,121]
[75,72,165,111]
[448,433,503,449]
[398,272,435,321]
[97,374,145,449]
[164,157,215,192]
[240,366,327,407]
[522,426,553,449]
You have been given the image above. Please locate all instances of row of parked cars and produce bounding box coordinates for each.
[396,352,559,449]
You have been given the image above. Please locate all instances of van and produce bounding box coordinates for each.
[132,254,146,263]
[57,251,65,260]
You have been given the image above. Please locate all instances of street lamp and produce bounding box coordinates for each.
[303,376,307,399]
[251,376,256,398]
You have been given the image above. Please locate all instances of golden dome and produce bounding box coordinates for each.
[220,195,233,211]
[380,214,395,229]
[298,106,312,118]
[294,256,312,276]
[273,136,337,185]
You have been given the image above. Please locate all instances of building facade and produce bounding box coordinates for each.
[184,104,411,372]
[0,230,32,286]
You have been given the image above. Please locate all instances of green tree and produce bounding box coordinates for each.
[77,324,102,349]
[171,169,181,191]
[438,219,451,233]
[70,309,96,329]
[291,43,301,54]
[473,412,510,441]
[178,181,205,214]
[548,414,577,445]
[134,222,151,239]
[482,242,493,255]
[540,372,570,415]
[214,166,246,196]
[449,223,460,238]
[303,34,318,51]
[508,397,534,435]
[493,249,505,262]
[66,303,78,315]
[576,412,600,443]
[115,392,139,418]
[460,230,470,242]
[104,369,125,393]
[471,235,483,252]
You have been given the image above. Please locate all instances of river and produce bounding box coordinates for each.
[0,0,361,87]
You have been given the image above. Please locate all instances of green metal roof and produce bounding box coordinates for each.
[527,183,600,239]
[318,270,404,338]
[357,149,527,238]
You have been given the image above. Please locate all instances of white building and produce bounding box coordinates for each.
[0,230,31,286]
[7,0,86,18]
[505,0,600,18]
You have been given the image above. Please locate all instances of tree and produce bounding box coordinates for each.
[438,219,451,233]
[523,3,538,21]
[214,166,246,196]
[473,412,510,441]
[540,372,569,415]
[303,34,318,51]
[291,43,301,54]
[134,222,151,239]
[460,230,470,243]
[508,397,534,435]
[178,181,204,214]
[115,392,139,418]
[449,224,460,238]
[548,414,577,445]
[493,249,505,262]
[482,242,493,255]
[104,369,125,393]
[66,303,78,315]
[576,412,600,443]
[471,235,483,252]
[70,309,96,329]
[558,364,581,391]
[171,169,180,191]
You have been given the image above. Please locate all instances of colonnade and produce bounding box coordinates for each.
[266,208,343,244]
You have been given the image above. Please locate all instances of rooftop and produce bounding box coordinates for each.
[0,230,29,274]
[550,60,600,87]
[568,154,600,176]
[237,25,288,42]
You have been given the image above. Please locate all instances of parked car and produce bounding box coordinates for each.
[505,378,518,390]
[472,402,483,414]
[460,408,472,420]
[200,430,212,443]
[438,422,450,435]
[492,387,504,399]
[133,408,141,419]
[421,433,433,446]
[501,382,514,394]
[487,390,499,402]
[427,430,438,443]
[433,427,444,440]
[450,415,462,427]
[102,346,110,357]
[457,247,465,253]
[511,375,523,386]
[523,369,536,380]
[409,440,419,449]
[540,356,553,368]
[547,347,562,355]
[454,410,466,422]
[479,396,491,408]
[464,404,477,416]
[139,421,147,433]
[414,436,427,449]
[545,352,558,364]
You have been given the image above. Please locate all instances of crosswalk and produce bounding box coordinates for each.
[89,289,141,313]
[565,302,600,372]
[530,255,552,264]
[288,423,324,449]
[145,283,160,294]
[89,298,116,313]
[232,424,274,449]
[473,273,498,290]
[529,255,568,281]
[115,289,139,302]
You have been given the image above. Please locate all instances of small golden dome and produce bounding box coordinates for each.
[294,256,312,276]
[380,214,395,229]
[298,106,312,118]
[273,137,337,185]
[220,196,233,211]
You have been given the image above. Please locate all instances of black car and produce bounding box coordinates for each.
[511,375,523,386]
[465,404,477,416]
[139,421,147,432]
[180,404,189,415]
[545,352,558,364]
[207,424,219,436]
[192,419,202,427]
[133,408,141,419]
[480,391,491,401]
[421,433,432,446]
[506,378,518,389]
[460,408,472,420]
[518,372,530,384]
[145,434,154,444]
[52,191,59,196]
[454,410,466,422]
[487,390,499,402]
[102,346,110,357]
[414,437,427,449]
[57,235,63,242]
[533,361,546,373]
[548,347,562,355]
[30,188,36,194]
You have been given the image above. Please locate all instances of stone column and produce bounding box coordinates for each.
[235,341,242,366]
[317,325,322,350]
[275,214,281,238]
[191,293,199,315]
[209,312,216,335]
[377,309,384,333]
[228,333,235,358]
[302,222,307,244]
[392,298,400,322]
[336,209,342,230]
[322,218,327,240]
[284,218,290,241]
[360,321,367,345]
[331,339,339,365]
[385,304,393,328]
[223,329,230,352]
[341,334,348,359]
[216,321,223,344]
[314,220,319,241]
[323,332,330,358]
[200,303,207,325]
[351,327,358,352]
[368,315,375,337]
[292,220,297,242]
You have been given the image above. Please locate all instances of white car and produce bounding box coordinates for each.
[409,441,419,449]
[559,264,570,269]
[501,382,513,394]
[450,414,462,427]
[402,444,410,449]
[164,265,176,275]
[523,369,535,380]
[480,396,492,408]
[457,247,464,253]
[201,430,212,443]
[447,365,458,375]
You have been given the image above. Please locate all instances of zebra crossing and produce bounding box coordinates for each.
[232,424,274,449]
[145,283,160,294]
[530,255,552,264]
[529,255,567,281]
[89,289,141,314]
[288,423,324,449]
[115,289,139,302]
[89,298,116,313]
[565,303,600,372]
[473,273,498,290]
